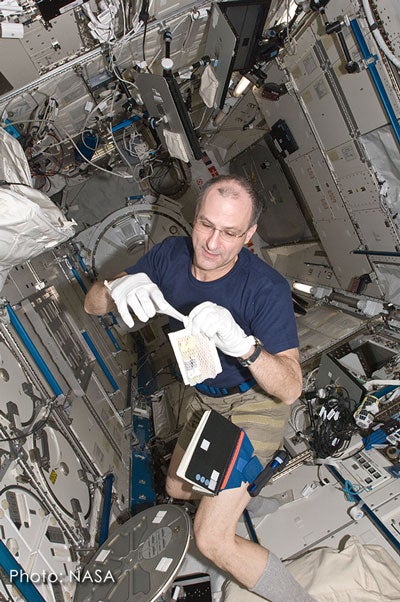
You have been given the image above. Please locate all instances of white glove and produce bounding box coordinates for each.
[105,273,170,328]
[188,302,255,358]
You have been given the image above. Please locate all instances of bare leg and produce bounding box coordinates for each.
[194,482,268,588]
[166,442,268,586]
[166,443,314,601]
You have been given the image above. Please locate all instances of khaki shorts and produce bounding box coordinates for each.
[177,385,290,465]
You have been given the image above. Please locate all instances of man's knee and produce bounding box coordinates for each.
[165,473,182,499]
[193,497,238,564]
[193,484,251,562]
[193,511,224,562]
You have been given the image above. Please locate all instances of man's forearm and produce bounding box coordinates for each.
[84,281,115,315]
[247,348,302,404]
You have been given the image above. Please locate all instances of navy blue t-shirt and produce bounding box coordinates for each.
[126,236,299,388]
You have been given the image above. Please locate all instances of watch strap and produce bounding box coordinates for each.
[237,338,264,367]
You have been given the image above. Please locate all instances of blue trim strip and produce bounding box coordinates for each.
[6,304,63,397]
[105,327,121,351]
[77,255,88,273]
[70,265,88,294]
[0,540,47,602]
[328,464,400,554]
[99,474,114,545]
[350,19,400,145]
[353,249,400,257]
[81,330,119,391]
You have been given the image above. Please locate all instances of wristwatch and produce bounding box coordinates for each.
[237,338,264,367]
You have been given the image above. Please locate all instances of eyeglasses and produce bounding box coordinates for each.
[194,219,247,242]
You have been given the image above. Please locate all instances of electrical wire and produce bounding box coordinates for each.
[194,105,210,131]
[288,400,308,433]
[142,17,149,65]
[361,0,400,69]
[309,394,357,459]
[55,124,135,178]
[148,156,189,198]
[0,406,54,442]
[285,0,297,55]
[26,131,64,177]
[304,366,319,391]
[107,121,137,178]
[147,13,192,70]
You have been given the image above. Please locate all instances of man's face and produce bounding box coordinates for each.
[191,183,257,280]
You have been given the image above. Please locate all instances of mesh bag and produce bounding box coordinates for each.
[168,328,222,386]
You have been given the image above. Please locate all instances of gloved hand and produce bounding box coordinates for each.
[105,273,169,328]
[189,302,255,357]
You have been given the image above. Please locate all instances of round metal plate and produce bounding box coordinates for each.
[0,485,77,601]
[74,504,191,602]
[32,425,91,518]
[0,341,42,426]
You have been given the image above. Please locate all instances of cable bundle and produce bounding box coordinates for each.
[309,392,357,459]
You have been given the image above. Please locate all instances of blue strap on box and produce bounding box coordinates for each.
[221,430,263,491]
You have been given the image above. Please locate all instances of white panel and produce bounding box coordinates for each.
[298,73,351,151]
[204,88,266,164]
[236,464,355,559]
[0,39,39,93]
[327,142,367,178]
[149,0,199,20]
[262,242,340,290]
[286,7,400,151]
[289,152,349,221]
[27,425,92,518]
[323,0,360,23]
[68,383,130,505]
[373,494,400,545]
[283,27,319,93]
[297,304,365,363]
[316,217,372,287]
[338,169,380,210]
[21,12,85,72]
[332,53,400,135]
[350,207,400,256]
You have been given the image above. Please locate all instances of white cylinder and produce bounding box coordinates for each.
[0,21,24,39]
[161,58,174,71]
[349,505,364,521]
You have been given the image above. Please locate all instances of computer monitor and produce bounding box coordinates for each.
[205,0,272,109]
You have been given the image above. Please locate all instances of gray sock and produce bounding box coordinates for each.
[246,496,280,518]
[250,552,316,602]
